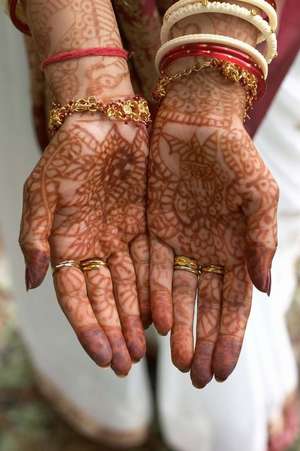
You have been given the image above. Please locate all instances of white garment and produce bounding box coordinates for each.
[0,10,299,451]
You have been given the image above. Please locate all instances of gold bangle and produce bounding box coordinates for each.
[152,59,258,118]
[49,96,151,134]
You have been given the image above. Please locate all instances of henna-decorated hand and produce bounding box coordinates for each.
[19,116,150,376]
[148,72,279,388]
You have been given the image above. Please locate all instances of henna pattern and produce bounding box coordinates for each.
[19,117,149,373]
[113,0,161,100]
[26,0,133,103]
[148,71,279,387]
[20,0,150,375]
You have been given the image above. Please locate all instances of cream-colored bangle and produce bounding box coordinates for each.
[161,2,277,63]
[155,33,269,78]
[164,0,278,33]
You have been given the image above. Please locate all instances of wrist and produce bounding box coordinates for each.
[162,70,246,122]
[45,56,134,104]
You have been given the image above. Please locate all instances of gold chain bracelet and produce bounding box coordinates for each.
[153,59,258,117]
[49,95,151,134]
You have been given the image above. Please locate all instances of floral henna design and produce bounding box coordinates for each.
[148,72,279,387]
[19,118,149,373]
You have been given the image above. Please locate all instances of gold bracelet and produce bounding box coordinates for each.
[48,95,151,134]
[152,59,258,117]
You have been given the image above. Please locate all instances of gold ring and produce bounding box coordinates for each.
[52,260,81,275]
[199,264,225,276]
[80,258,108,272]
[174,255,199,276]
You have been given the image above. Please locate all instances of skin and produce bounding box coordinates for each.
[148,11,279,387]
[19,0,283,388]
[19,0,150,376]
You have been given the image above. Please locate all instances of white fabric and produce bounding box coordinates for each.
[0,9,299,451]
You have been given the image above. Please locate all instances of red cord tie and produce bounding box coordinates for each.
[41,47,129,70]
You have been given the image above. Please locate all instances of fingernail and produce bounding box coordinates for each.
[246,246,275,294]
[25,267,33,291]
[267,271,272,297]
[115,372,128,378]
[215,376,224,383]
[24,251,49,290]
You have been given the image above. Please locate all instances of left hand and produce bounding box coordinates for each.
[148,71,279,388]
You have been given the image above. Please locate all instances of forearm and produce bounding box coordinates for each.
[24,0,134,103]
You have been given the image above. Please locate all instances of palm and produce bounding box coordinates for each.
[148,99,278,388]
[20,118,150,376]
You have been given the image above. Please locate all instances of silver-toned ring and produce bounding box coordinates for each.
[52,260,81,275]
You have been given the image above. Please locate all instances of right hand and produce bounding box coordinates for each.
[19,115,150,377]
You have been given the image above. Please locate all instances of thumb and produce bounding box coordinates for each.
[242,178,279,295]
[19,177,54,290]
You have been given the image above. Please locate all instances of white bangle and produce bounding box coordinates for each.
[161,1,277,63]
[155,33,269,78]
[164,0,278,33]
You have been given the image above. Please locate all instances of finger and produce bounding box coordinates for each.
[242,169,279,294]
[19,177,54,289]
[171,270,197,372]
[53,267,112,368]
[109,251,146,363]
[191,273,222,389]
[84,266,132,376]
[149,236,173,335]
[212,265,253,382]
[130,234,151,329]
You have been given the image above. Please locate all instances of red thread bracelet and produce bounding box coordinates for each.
[9,0,31,35]
[41,47,129,70]
[160,44,266,98]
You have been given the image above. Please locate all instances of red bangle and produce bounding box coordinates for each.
[160,44,266,99]
[159,43,256,71]
[9,0,31,35]
[41,47,129,70]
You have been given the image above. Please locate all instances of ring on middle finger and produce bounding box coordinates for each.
[80,258,108,272]
[174,255,199,276]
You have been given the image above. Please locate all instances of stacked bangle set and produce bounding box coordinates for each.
[45,0,278,131]
[154,0,278,117]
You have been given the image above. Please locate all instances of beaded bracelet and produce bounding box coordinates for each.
[153,58,259,118]
[156,34,269,79]
[159,43,266,97]
[163,0,277,31]
[160,1,277,62]
[49,96,151,134]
